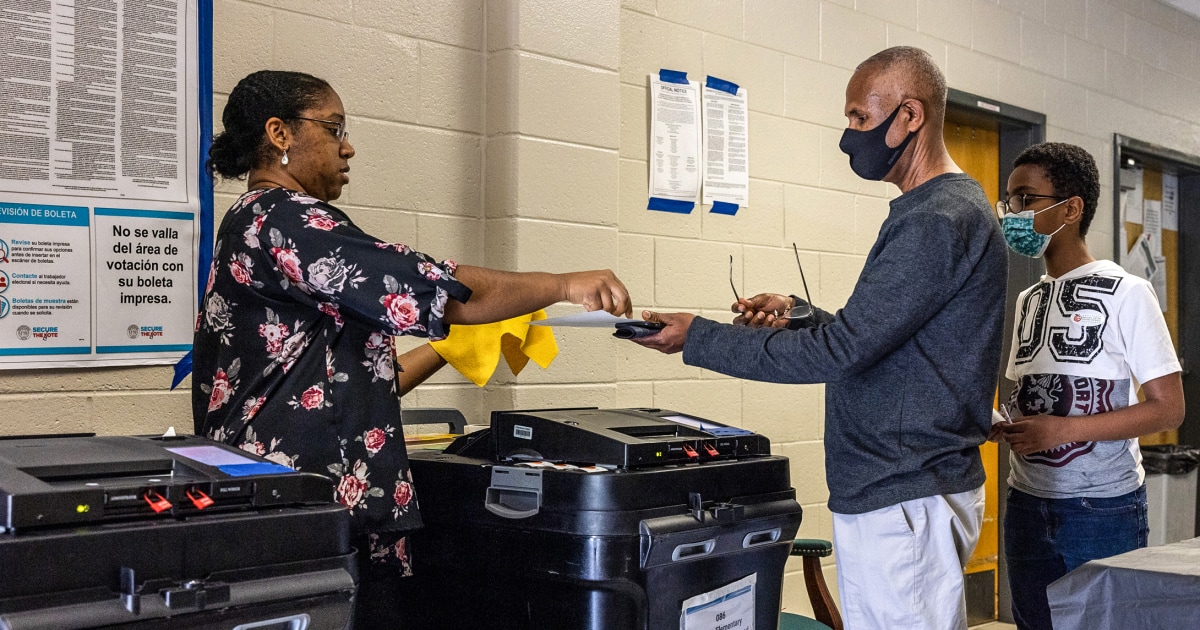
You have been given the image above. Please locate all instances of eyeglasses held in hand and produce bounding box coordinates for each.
[729,243,814,320]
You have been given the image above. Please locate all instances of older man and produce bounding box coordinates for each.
[635,47,1008,629]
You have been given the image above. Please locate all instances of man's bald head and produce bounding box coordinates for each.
[855,46,947,124]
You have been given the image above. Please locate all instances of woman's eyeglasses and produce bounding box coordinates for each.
[730,243,814,320]
[293,117,349,143]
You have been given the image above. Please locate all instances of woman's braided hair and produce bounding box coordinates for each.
[207,70,332,179]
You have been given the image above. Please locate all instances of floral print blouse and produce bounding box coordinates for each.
[192,187,471,568]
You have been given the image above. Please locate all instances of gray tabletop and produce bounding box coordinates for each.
[1048,537,1200,628]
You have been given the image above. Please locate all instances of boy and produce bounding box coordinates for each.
[994,142,1184,630]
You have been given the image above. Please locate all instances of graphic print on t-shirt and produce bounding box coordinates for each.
[1014,275,1122,365]
[1010,374,1129,467]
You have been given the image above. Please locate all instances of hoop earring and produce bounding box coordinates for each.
[281,150,289,166]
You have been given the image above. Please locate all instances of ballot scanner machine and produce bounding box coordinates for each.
[0,434,354,630]
[406,407,803,630]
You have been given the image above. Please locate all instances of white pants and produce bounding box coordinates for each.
[832,486,986,630]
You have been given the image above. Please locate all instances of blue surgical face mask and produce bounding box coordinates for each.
[838,104,916,181]
[1000,199,1068,258]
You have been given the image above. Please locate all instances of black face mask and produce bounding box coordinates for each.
[838,104,916,181]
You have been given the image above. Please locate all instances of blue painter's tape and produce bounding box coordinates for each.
[705,75,740,95]
[710,201,740,215]
[658,69,689,84]
[171,351,193,390]
[175,0,215,389]
[218,462,297,477]
[648,197,695,213]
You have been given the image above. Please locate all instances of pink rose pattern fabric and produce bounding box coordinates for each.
[193,188,471,569]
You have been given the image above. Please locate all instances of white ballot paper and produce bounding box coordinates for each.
[680,573,756,630]
[701,78,749,213]
[648,73,702,210]
[530,311,642,328]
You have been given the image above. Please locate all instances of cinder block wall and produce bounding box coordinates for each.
[4,0,1200,618]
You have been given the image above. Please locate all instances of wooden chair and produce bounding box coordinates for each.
[778,539,843,630]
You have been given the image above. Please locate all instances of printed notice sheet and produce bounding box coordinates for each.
[680,573,757,630]
[1123,232,1156,282]
[648,74,702,208]
[0,1,200,368]
[701,83,749,211]
[1144,199,1162,257]
[1123,167,1144,225]
[1163,171,1179,232]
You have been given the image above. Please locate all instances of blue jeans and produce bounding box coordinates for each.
[1004,486,1148,630]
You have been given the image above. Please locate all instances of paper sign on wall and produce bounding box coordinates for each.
[701,76,750,215]
[1162,171,1179,232]
[648,70,702,213]
[1122,167,1144,225]
[1123,232,1156,281]
[1144,199,1162,257]
[1152,255,1168,312]
[0,0,205,369]
[680,573,756,630]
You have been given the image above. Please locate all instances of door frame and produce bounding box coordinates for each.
[947,88,1045,625]
[1112,134,1200,532]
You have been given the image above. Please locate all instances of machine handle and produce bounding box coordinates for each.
[671,538,716,562]
[233,614,310,630]
[484,486,541,519]
[742,527,782,548]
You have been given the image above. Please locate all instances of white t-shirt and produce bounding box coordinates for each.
[1004,259,1181,499]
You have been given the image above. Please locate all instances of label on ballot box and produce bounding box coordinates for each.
[680,573,756,630]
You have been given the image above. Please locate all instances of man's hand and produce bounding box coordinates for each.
[630,310,695,354]
[561,270,632,318]
[732,293,792,328]
[999,414,1067,456]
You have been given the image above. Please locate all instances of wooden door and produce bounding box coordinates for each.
[944,118,1001,623]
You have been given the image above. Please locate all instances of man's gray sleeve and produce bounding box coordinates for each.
[683,212,967,384]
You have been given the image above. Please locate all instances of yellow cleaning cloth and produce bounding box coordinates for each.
[429,310,558,387]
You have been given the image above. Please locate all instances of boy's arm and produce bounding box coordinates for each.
[1001,372,1184,455]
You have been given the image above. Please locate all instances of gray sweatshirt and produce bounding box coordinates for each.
[683,173,1008,514]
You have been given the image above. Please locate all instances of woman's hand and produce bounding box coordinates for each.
[560,270,632,318]
[732,293,793,328]
[447,266,632,324]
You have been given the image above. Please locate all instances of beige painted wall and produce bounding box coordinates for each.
[3,0,1200,618]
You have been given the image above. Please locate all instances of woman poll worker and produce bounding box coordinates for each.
[194,70,631,628]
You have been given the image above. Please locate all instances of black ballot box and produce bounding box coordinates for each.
[0,434,356,630]
[404,407,803,630]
